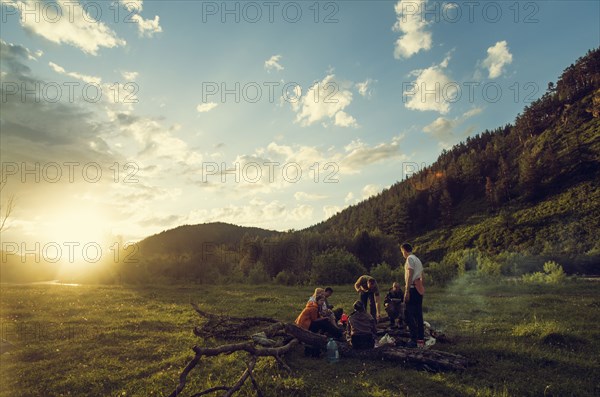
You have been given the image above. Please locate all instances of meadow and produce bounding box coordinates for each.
[1,276,599,397]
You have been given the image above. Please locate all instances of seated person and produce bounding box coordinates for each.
[384,282,404,328]
[347,301,377,349]
[307,288,325,304]
[296,294,342,339]
[323,287,344,324]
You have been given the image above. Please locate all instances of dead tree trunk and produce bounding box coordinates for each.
[167,304,468,397]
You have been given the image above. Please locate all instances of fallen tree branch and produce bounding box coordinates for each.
[192,338,298,357]
[168,352,202,397]
[339,344,468,371]
[191,302,280,341]
[168,304,468,396]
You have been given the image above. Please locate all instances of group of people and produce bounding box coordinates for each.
[295,243,426,351]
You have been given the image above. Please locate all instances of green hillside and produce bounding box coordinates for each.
[137,222,280,256]
[114,48,599,283]
[6,49,597,284]
[308,48,600,273]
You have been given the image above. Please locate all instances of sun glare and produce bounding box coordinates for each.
[36,204,114,275]
[43,205,110,246]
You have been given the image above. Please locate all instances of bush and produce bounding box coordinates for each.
[522,261,566,284]
[441,249,481,276]
[248,262,270,284]
[543,261,566,283]
[310,248,366,284]
[274,270,299,286]
[370,262,393,284]
[425,261,457,286]
[477,256,502,277]
[391,265,404,284]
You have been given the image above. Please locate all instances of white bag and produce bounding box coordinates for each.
[375,333,396,348]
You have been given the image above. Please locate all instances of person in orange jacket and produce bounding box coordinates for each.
[295,294,342,338]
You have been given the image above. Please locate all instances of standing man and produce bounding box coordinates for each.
[401,243,425,348]
[354,275,380,320]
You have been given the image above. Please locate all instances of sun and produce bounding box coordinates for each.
[38,203,113,269]
[43,205,110,245]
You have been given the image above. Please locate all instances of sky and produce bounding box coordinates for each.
[0,0,599,261]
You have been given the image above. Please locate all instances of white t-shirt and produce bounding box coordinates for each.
[405,254,423,284]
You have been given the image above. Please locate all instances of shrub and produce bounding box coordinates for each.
[494,252,541,275]
[274,270,299,286]
[310,248,366,284]
[543,261,566,283]
[477,256,502,277]
[522,261,566,284]
[441,249,481,276]
[248,262,270,284]
[425,261,457,286]
[391,265,404,284]
[370,262,393,284]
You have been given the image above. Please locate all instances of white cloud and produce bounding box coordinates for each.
[482,41,513,78]
[356,78,375,98]
[294,192,328,201]
[289,204,314,221]
[291,74,357,128]
[197,102,218,113]
[345,192,355,203]
[115,114,202,165]
[188,199,313,226]
[1,39,38,74]
[117,0,162,37]
[121,71,139,81]
[131,14,162,37]
[404,56,455,114]
[323,205,341,219]
[423,117,458,138]
[362,184,381,200]
[334,111,358,128]
[423,107,483,146]
[9,0,126,55]
[265,133,407,176]
[463,107,483,118]
[120,0,144,12]
[392,0,432,59]
[264,54,284,72]
[48,61,101,84]
[341,135,407,172]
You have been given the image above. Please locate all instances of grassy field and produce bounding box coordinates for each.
[1,276,599,397]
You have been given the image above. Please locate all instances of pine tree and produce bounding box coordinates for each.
[439,188,453,225]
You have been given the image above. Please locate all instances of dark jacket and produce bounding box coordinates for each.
[348,310,377,336]
[384,288,404,305]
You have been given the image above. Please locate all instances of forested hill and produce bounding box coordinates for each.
[307,48,600,267]
[136,222,280,256]
[104,49,598,284]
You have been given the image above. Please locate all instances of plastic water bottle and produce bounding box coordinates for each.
[326,338,339,363]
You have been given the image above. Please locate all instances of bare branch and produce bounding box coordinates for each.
[0,187,15,232]
[168,353,202,397]
[169,305,468,397]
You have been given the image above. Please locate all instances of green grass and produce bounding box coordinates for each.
[1,278,599,396]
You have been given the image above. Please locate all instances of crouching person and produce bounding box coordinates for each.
[384,282,404,329]
[347,301,377,349]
